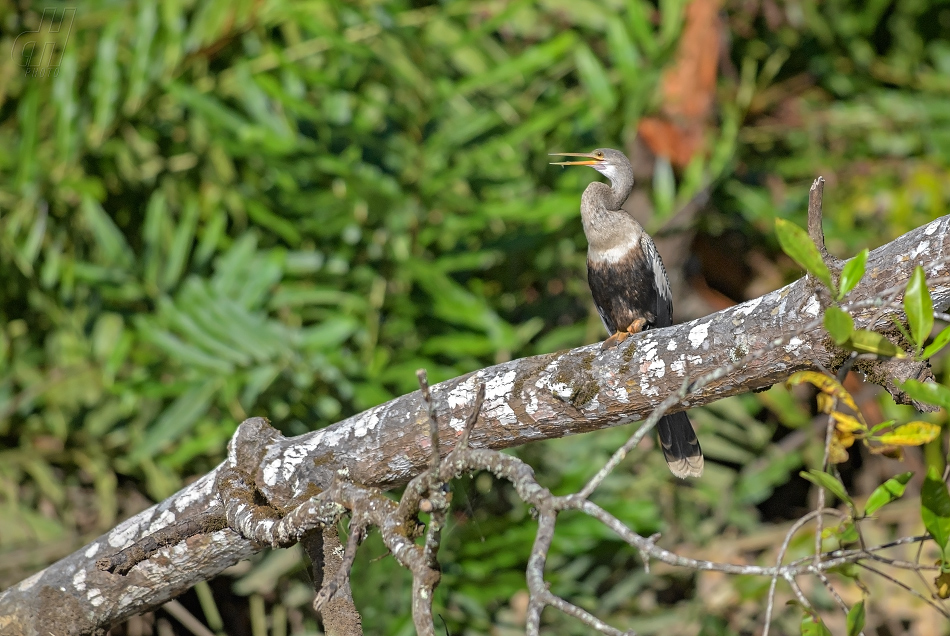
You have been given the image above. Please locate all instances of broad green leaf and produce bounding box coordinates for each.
[922,325,950,359]
[900,379,950,410]
[846,600,865,636]
[801,469,855,510]
[838,249,868,299]
[864,471,913,516]
[904,266,933,353]
[876,421,941,446]
[824,307,854,345]
[800,612,833,636]
[775,218,836,296]
[845,329,906,358]
[921,466,950,560]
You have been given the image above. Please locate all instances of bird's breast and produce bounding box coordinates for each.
[587,234,643,265]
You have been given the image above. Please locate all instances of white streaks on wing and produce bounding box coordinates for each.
[641,235,672,300]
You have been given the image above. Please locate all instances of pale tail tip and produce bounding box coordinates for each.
[667,455,704,479]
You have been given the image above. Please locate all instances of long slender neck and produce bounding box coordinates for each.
[580,182,643,253]
[604,168,633,210]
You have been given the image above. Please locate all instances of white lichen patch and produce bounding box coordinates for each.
[484,401,519,426]
[485,370,516,402]
[72,568,87,592]
[88,589,105,607]
[337,466,350,477]
[784,336,804,353]
[911,240,930,259]
[688,323,710,348]
[687,355,702,366]
[263,458,283,487]
[447,375,478,410]
[354,412,379,438]
[666,339,678,351]
[670,359,686,376]
[175,473,216,511]
[736,296,763,317]
[803,295,820,317]
[641,339,658,360]
[925,220,941,235]
[84,542,101,558]
[17,571,43,591]
[648,358,666,378]
[147,509,177,535]
[108,518,143,548]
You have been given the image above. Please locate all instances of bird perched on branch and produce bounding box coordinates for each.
[550,148,703,478]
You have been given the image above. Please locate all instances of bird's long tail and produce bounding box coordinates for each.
[657,412,704,478]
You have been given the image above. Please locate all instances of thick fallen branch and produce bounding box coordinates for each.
[2,215,949,635]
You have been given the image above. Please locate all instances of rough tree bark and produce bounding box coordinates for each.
[2,215,949,636]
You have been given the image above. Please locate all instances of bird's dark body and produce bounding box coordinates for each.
[550,147,704,478]
[587,248,665,335]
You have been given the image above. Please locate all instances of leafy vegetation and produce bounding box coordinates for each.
[1,0,949,634]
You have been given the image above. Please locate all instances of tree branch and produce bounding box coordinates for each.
[3,215,950,635]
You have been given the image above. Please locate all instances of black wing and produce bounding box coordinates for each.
[639,234,673,329]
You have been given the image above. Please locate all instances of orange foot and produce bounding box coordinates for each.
[601,318,649,351]
[601,331,629,350]
[627,317,648,334]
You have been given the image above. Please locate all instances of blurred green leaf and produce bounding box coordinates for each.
[923,325,950,359]
[844,330,906,358]
[846,600,865,636]
[905,266,933,355]
[801,469,855,510]
[801,612,833,636]
[824,306,854,345]
[900,379,950,410]
[838,249,868,299]
[864,471,913,516]
[922,465,950,561]
[775,218,836,295]
[131,379,220,463]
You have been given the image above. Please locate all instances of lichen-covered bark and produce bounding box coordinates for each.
[2,216,948,636]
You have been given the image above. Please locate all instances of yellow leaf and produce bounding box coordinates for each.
[869,444,905,460]
[816,393,834,414]
[832,411,866,434]
[787,371,862,415]
[876,421,942,446]
[935,570,950,600]
[835,429,856,449]
[829,437,850,464]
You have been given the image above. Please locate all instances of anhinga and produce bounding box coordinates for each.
[550,148,704,478]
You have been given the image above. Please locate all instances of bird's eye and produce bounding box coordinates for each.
[595,151,604,158]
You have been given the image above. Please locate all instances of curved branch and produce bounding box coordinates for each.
[3,215,950,635]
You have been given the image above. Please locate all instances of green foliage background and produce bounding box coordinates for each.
[1,1,949,634]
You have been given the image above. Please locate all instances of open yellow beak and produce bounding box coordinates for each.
[549,152,603,166]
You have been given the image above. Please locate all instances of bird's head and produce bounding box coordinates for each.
[549,148,631,186]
